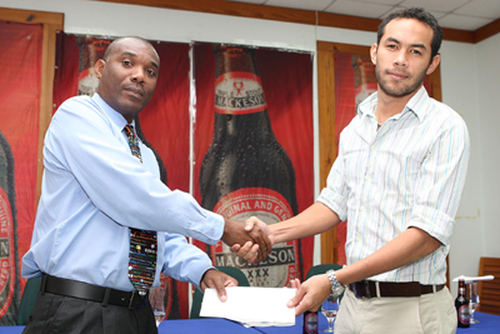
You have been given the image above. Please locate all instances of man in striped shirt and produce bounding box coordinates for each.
[235,7,469,334]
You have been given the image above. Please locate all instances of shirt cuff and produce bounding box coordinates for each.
[317,187,347,221]
[202,210,225,244]
[183,206,225,245]
[407,205,454,245]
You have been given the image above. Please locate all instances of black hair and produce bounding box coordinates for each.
[377,7,443,60]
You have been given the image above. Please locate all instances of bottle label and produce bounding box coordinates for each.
[0,187,14,317]
[211,187,299,287]
[304,311,318,334]
[458,304,470,325]
[214,72,267,115]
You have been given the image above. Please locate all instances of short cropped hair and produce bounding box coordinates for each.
[377,7,443,60]
[102,36,158,61]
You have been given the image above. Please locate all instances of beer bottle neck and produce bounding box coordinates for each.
[213,111,274,139]
[458,280,466,296]
[213,46,269,125]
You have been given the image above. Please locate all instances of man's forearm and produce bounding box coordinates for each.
[335,227,442,285]
[270,202,341,244]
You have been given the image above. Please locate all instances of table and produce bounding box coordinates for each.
[163,312,499,333]
[1,312,498,333]
[456,312,500,333]
[160,316,303,334]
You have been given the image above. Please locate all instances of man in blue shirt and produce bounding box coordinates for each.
[22,36,270,334]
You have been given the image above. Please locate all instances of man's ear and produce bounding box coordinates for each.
[94,59,106,79]
[426,54,440,75]
[370,43,378,65]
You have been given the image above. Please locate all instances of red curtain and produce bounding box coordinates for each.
[0,20,42,325]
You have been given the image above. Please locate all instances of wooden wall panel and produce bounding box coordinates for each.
[317,42,337,265]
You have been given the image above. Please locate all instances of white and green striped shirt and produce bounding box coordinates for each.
[318,86,470,284]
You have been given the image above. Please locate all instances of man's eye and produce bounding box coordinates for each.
[410,49,422,55]
[387,44,397,50]
[147,69,157,78]
[122,59,132,66]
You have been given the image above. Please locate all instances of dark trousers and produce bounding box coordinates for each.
[22,291,158,334]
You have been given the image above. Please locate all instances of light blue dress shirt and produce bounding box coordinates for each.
[22,93,224,291]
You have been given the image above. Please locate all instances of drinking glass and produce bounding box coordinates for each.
[468,282,480,324]
[320,296,338,333]
[149,286,166,327]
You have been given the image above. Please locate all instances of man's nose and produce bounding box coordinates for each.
[393,50,408,67]
[131,67,145,83]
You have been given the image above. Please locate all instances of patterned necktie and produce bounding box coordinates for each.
[123,125,157,295]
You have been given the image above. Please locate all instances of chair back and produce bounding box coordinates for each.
[305,264,342,280]
[190,266,250,319]
[16,277,42,325]
[478,257,500,315]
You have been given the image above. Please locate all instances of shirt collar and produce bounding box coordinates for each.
[91,93,135,130]
[358,86,429,122]
[357,91,378,118]
[405,85,429,120]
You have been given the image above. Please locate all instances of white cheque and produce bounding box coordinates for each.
[200,286,296,327]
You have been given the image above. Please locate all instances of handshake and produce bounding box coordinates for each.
[221,217,274,263]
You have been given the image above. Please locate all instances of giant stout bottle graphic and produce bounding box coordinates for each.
[352,55,377,108]
[200,45,303,287]
[0,131,20,325]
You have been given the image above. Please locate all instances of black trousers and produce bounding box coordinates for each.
[22,291,158,334]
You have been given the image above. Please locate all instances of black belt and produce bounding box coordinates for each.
[348,280,445,298]
[40,274,148,309]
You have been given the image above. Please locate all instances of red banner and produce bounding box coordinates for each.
[0,20,42,325]
[193,43,314,288]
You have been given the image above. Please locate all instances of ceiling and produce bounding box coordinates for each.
[227,0,500,31]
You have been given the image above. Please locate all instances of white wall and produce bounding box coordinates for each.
[3,0,498,291]
[475,33,500,258]
[440,40,482,295]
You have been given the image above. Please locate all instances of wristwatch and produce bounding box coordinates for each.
[326,269,345,298]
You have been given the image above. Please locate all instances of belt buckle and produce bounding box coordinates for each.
[353,280,372,299]
[362,280,372,299]
[128,289,147,309]
[128,290,138,310]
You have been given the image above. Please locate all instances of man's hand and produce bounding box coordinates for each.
[230,216,273,263]
[287,274,331,316]
[200,268,238,302]
[221,218,271,263]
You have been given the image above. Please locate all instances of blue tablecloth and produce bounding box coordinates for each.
[250,311,499,334]
[1,311,498,333]
[456,312,500,333]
